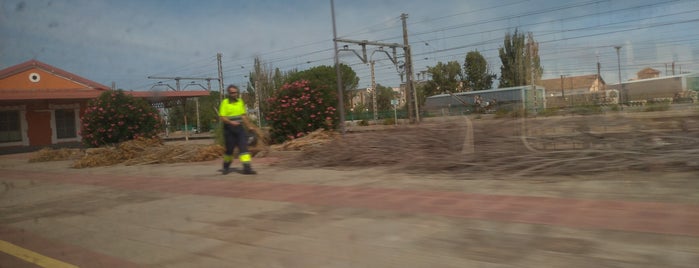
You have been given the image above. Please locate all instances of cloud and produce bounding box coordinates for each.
[1,0,697,90]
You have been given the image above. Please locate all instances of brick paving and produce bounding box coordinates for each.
[1,156,699,267]
[3,169,698,237]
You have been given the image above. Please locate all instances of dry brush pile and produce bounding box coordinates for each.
[29,110,699,176]
[30,137,223,168]
[281,112,699,176]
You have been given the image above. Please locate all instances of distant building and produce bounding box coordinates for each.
[539,74,606,97]
[350,86,405,110]
[0,60,208,152]
[620,73,698,101]
[636,67,661,80]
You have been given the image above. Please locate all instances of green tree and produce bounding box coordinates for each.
[374,84,396,112]
[81,90,162,147]
[198,91,222,131]
[168,91,220,132]
[464,50,496,91]
[423,61,463,97]
[245,57,281,126]
[498,29,543,88]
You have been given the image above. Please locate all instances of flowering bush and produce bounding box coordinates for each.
[80,90,162,147]
[266,80,338,143]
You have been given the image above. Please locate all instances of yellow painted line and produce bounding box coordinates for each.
[0,240,78,268]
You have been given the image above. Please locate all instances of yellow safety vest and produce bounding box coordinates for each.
[219,98,246,122]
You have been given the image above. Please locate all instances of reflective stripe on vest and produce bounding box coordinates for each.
[219,98,246,121]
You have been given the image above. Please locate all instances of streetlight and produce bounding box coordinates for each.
[614,46,623,103]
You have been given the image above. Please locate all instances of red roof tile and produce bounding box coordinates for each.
[0,60,210,102]
[0,60,111,90]
[0,88,103,100]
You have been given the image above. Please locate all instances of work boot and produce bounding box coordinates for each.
[242,164,256,175]
[222,161,232,175]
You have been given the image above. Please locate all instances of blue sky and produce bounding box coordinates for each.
[1,0,698,92]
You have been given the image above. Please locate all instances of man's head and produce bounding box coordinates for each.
[227,84,239,100]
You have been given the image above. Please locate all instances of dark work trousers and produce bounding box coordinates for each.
[223,124,248,161]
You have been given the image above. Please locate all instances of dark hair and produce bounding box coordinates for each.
[227,84,239,91]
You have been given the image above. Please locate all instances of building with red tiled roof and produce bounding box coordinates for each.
[0,60,208,152]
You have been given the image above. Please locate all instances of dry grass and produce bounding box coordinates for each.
[270,129,338,151]
[279,112,699,176]
[29,148,83,162]
[29,110,699,175]
[30,137,224,168]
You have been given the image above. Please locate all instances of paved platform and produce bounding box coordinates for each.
[1,152,698,267]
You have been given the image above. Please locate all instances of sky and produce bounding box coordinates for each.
[1,0,698,92]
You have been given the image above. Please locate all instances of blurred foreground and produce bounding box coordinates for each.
[2,106,697,267]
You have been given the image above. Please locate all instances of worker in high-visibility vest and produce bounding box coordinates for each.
[219,84,257,175]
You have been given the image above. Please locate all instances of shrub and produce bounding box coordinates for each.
[538,107,559,117]
[81,90,162,147]
[494,108,510,118]
[644,101,671,112]
[571,105,603,115]
[265,80,338,144]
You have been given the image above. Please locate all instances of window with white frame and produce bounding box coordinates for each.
[55,109,77,139]
[50,104,81,142]
[0,110,22,143]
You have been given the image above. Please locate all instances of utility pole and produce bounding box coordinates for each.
[370,60,377,121]
[560,75,565,99]
[672,61,675,75]
[217,53,225,103]
[332,6,409,124]
[402,13,418,123]
[147,75,218,141]
[614,46,623,103]
[528,40,536,113]
[331,0,346,134]
[254,79,262,127]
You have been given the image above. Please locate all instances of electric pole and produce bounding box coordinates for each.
[331,0,346,134]
[402,13,418,123]
[370,60,377,121]
[217,53,225,103]
[332,5,411,124]
[560,75,565,99]
[254,79,262,127]
[614,46,623,103]
[147,75,218,141]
